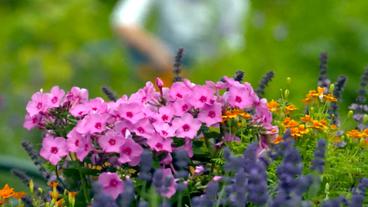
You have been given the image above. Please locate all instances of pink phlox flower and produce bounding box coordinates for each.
[70,97,107,117]
[75,113,109,134]
[159,168,177,198]
[157,106,175,123]
[23,114,42,130]
[118,138,143,166]
[198,103,223,126]
[117,101,145,124]
[114,120,133,137]
[146,135,172,152]
[194,165,205,175]
[212,176,222,181]
[133,118,155,138]
[224,133,241,142]
[225,82,258,109]
[160,153,172,165]
[66,129,92,161]
[257,135,270,157]
[153,122,175,139]
[172,99,192,116]
[172,113,201,139]
[98,131,125,153]
[65,86,89,106]
[183,79,196,89]
[129,81,157,104]
[168,82,192,101]
[191,85,215,109]
[98,172,124,200]
[222,76,243,88]
[175,139,193,157]
[40,134,68,165]
[253,98,273,127]
[206,80,227,90]
[26,91,50,117]
[48,86,65,108]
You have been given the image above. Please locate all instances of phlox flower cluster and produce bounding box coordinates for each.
[23,77,277,200]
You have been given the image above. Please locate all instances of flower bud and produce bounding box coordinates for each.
[29,179,34,193]
[156,77,164,88]
[284,89,290,98]
[286,77,291,84]
[348,110,354,118]
[363,114,368,123]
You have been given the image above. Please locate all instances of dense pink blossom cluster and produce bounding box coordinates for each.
[24,77,277,198]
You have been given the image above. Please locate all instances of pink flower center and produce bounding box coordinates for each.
[84,144,89,151]
[235,96,242,103]
[182,124,190,132]
[126,112,133,118]
[51,147,58,154]
[176,93,183,98]
[199,96,207,103]
[95,122,102,130]
[75,140,80,147]
[32,117,38,124]
[36,102,43,109]
[109,179,119,187]
[182,104,189,112]
[155,143,163,149]
[161,130,168,136]
[92,107,97,111]
[137,127,145,133]
[51,97,58,104]
[208,111,216,118]
[162,114,169,121]
[109,139,116,146]
[121,128,127,135]
[122,147,132,156]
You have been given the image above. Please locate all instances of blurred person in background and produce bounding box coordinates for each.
[111,0,249,83]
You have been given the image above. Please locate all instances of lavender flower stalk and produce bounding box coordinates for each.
[233,70,244,83]
[173,48,184,82]
[318,52,331,88]
[256,71,275,97]
[102,86,117,102]
[310,139,327,173]
[91,182,118,207]
[349,68,368,130]
[21,140,52,182]
[330,76,347,126]
[349,178,368,207]
[138,150,153,181]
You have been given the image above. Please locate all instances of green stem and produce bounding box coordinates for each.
[215,184,225,207]
[178,192,183,207]
[78,169,89,205]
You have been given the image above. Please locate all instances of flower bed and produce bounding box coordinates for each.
[2,53,368,207]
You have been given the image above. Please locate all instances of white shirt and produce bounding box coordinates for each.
[112,0,248,61]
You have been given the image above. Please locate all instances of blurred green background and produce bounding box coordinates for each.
[0,0,367,189]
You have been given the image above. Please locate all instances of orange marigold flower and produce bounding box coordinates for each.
[12,192,25,200]
[222,109,251,121]
[0,184,15,199]
[347,130,363,139]
[300,115,312,122]
[267,100,279,112]
[284,104,297,113]
[363,129,368,137]
[283,117,299,128]
[311,120,327,130]
[272,136,283,144]
[324,94,337,102]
